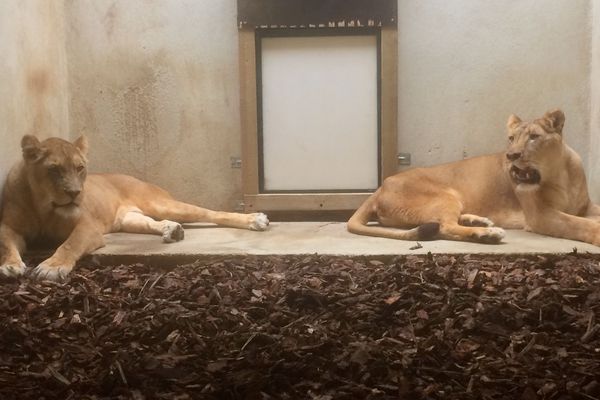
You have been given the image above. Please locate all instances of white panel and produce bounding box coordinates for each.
[261,35,378,191]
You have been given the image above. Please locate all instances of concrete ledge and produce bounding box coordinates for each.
[93,222,600,259]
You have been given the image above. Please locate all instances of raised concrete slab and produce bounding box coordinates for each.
[94,222,600,258]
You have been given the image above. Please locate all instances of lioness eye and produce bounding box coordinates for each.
[77,165,85,173]
[508,136,514,143]
[529,134,540,141]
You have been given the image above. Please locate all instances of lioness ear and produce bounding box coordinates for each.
[73,135,89,156]
[507,114,522,130]
[21,135,43,163]
[542,109,565,134]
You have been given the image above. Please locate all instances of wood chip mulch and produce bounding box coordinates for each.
[1,253,600,400]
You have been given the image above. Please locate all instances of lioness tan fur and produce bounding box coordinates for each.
[0,135,269,281]
[348,110,600,245]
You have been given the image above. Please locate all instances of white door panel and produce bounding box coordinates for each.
[260,34,379,191]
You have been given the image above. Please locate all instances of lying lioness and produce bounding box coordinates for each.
[0,135,269,281]
[348,109,600,245]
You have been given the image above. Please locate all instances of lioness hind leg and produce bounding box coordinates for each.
[140,199,269,231]
[459,214,495,227]
[439,223,505,244]
[120,211,184,243]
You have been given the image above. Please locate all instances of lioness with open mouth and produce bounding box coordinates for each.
[0,135,269,281]
[348,109,600,245]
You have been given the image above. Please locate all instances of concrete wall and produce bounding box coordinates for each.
[65,0,242,210]
[0,0,70,190]
[590,1,600,202]
[397,0,592,171]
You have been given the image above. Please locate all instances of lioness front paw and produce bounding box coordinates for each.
[0,261,26,278]
[162,221,184,243]
[32,259,74,282]
[248,213,269,231]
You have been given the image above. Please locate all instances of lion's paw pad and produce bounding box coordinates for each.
[162,222,184,243]
[249,213,269,231]
[0,262,26,278]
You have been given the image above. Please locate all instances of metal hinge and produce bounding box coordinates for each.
[234,200,245,211]
[397,152,411,166]
[230,157,242,169]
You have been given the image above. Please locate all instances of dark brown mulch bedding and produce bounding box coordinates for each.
[1,253,600,400]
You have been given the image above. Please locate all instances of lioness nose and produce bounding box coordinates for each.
[65,189,81,199]
[506,151,521,161]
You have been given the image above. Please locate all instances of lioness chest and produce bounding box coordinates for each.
[27,212,80,246]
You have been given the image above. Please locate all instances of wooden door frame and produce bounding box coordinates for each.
[239,26,397,212]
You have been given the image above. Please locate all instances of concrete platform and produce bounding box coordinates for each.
[93,222,600,260]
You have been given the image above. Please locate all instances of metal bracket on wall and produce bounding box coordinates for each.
[234,200,245,211]
[230,157,242,169]
[397,152,411,166]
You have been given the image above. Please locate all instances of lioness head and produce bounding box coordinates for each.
[21,135,89,217]
[505,109,565,186]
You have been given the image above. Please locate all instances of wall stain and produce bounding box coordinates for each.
[103,2,118,37]
[27,69,50,95]
[26,68,52,135]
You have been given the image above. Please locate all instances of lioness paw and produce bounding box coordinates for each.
[0,261,26,278]
[162,222,184,243]
[249,213,269,231]
[460,214,495,227]
[476,227,506,244]
[32,259,73,282]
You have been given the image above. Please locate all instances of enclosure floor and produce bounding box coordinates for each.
[93,221,600,258]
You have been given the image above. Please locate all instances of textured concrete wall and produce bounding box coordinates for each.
[397,0,592,171]
[65,0,242,211]
[0,0,70,190]
[590,1,600,202]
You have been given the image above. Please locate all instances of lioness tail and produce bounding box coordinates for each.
[347,195,439,241]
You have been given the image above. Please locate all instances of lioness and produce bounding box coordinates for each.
[348,109,600,245]
[0,135,269,281]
